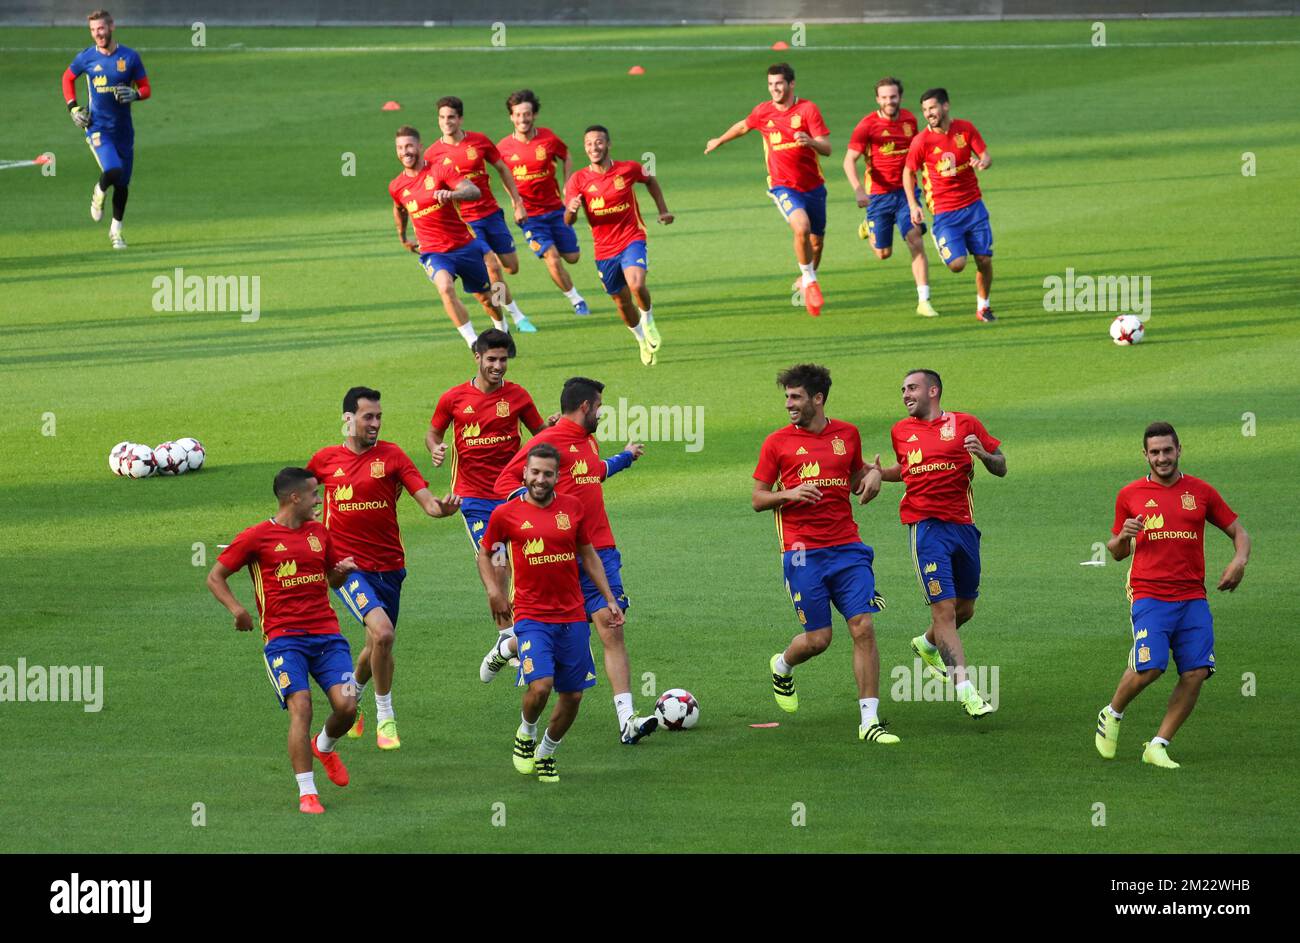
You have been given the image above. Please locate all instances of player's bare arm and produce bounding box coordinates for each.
[412,487,462,518]
[578,542,624,629]
[794,130,832,157]
[435,181,481,204]
[426,426,447,466]
[624,441,645,460]
[752,479,822,512]
[1108,517,1144,561]
[903,166,924,226]
[1216,519,1251,591]
[492,158,527,222]
[971,149,991,171]
[854,454,884,505]
[704,119,749,154]
[843,146,870,208]
[206,562,254,631]
[964,437,1007,477]
[563,194,582,227]
[327,556,358,589]
[644,176,674,224]
[394,204,419,253]
[476,542,513,626]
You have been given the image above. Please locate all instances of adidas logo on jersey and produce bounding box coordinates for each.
[568,445,578,452]
[463,405,475,413]
[1145,499,1159,507]
[520,521,533,529]
[795,447,808,455]
[333,468,345,477]
[906,434,919,442]
[273,543,287,552]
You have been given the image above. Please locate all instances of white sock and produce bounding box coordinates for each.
[93,184,105,200]
[917,284,931,301]
[457,321,477,345]
[1106,704,1123,720]
[1152,736,1170,748]
[375,691,394,722]
[628,321,646,341]
[799,263,817,285]
[638,306,654,326]
[519,712,537,738]
[774,653,792,675]
[497,626,516,656]
[109,218,122,235]
[491,317,506,333]
[505,301,526,324]
[613,692,634,728]
[917,634,938,655]
[315,728,337,753]
[859,697,880,727]
[955,679,975,699]
[977,295,990,311]
[563,286,582,303]
[537,732,561,758]
[352,680,366,702]
[295,771,317,797]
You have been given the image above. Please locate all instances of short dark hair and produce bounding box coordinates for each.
[768,62,795,83]
[506,89,540,114]
[560,376,604,414]
[343,386,380,414]
[875,76,903,96]
[920,87,949,106]
[1143,421,1180,449]
[584,124,610,141]
[904,369,942,396]
[273,467,315,500]
[777,364,831,402]
[525,442,561,469]
[436,96,463,116]
[395,125,420,141]
[473,328,516,357]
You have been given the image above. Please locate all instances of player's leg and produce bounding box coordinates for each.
[604,250,656,365]
[788,208,823,316]
[517,676,553,774]
[581,549,654,742]
[475,227,534,331]
[108,139,133,249]
[974,255,994,321]
[966,200,995,321]
[542,247,574,290]
[513,620,554,773]
[308,637,358,787]
[771,548,833,712]
[902,193,937,316]
[622,242,659,349]
[1155,667,1210,741]
[534,620,601,781]
[471,500,520,682]
[422,258,478,347]
[828,543,899,742]
[867,194,894,261]
[1145,601,1215,767]
[360,608,399,748]
[285,690,323,812]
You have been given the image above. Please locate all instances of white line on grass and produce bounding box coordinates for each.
[0,159,40,170]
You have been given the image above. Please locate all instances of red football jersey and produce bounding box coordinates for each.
[564,160,650,260]
[388,160,476,254]
[904,119,986,214]
[306,441,429,571]
[423,131,503,223]
[217,519,342,642]
[495,127,568,216]
[743,98,829,192]
[494,418,618,549]
[482,493,590,622]
[753,419,866,552]
[431,379,545,499]
[848,109,919,194]
[891,412,1000,525]
[1113,474,1237,602]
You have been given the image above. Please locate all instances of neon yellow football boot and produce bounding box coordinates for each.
[376,718,401,750]
[959,686,994,719]
[513,726,536,774]
[770,653,798,713]
[346,707,364,739]
[859,721,900,744]
[1142,741,1180,769]
[643,316,661,351]
[911,634,948,680]
[1095,707,1120,759]
[916,299,940,318]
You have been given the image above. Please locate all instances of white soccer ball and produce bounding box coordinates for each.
[153,442,188,475]
[175,436,205,471]
[123,443,158,478]
[1110,314,1145,346]
[654,688,699,731]
[109,441,133,476]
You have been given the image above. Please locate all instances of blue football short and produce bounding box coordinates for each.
[596,240,648,295]
[420,241,492,294]
[520,209,580,258]
[515,618,598,693]
[262,633,354,710]
[931,198,993,266]
[910,519,981,604]
[335,568,406,628]
[782,542,883,632]
[469,209,517,257]
[768,184,827,236]
[86,128,134,186]
[1129,597,1215,675]
[865,187,924,249]
[460,496,504,552]
[577,546,629,618]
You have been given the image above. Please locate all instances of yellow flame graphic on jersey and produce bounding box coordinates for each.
[1143,514,1164,531]
[907,449,923,466]
[275,560,298,578]
[571,459,589,476]
[523,538,545,556]
[335,485,353,500]
[798,461,820,479]
[463,422,481,438]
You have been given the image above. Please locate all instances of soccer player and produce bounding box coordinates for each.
[390,125,508,348]
[871,369,1004,718]
[496,89,590,316]
[427,329,546,678]
[752,364,899,744]
[705,63,831,317]
[903,88,996,322]
[62,9,150,249]
[425,96,538,333]
[564,125,672,367]
[1093,422,1250,769]
[306,386,461,750]
[493,377,657,745]
[206,467,360,814]
[843,77,938,318]
[479,443,624,783]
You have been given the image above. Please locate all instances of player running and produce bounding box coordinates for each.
[753,364,899,744]
[427,329,546,678]
[496,89,590,316]
[903,88,996,322]
[207,467,360,814]
[705,63,831,317]
[843,77,937,318]
[479,443,623,783]
[492,377,657,745]
[390,125,509,348]
[564,125,672,367]
[871,369,1004,719]
[425,96,537,333]
[307,386,461,751]
[1093,422,1250,769]
[62,9,150,249]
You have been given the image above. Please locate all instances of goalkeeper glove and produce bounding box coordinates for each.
[113,85,140,104]
[68,103,91,128]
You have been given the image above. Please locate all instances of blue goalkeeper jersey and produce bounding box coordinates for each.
[68,44,146,136]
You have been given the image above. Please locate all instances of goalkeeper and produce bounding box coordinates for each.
[62,9,150,250]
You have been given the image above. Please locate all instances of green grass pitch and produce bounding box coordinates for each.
[2,18,1298,853]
